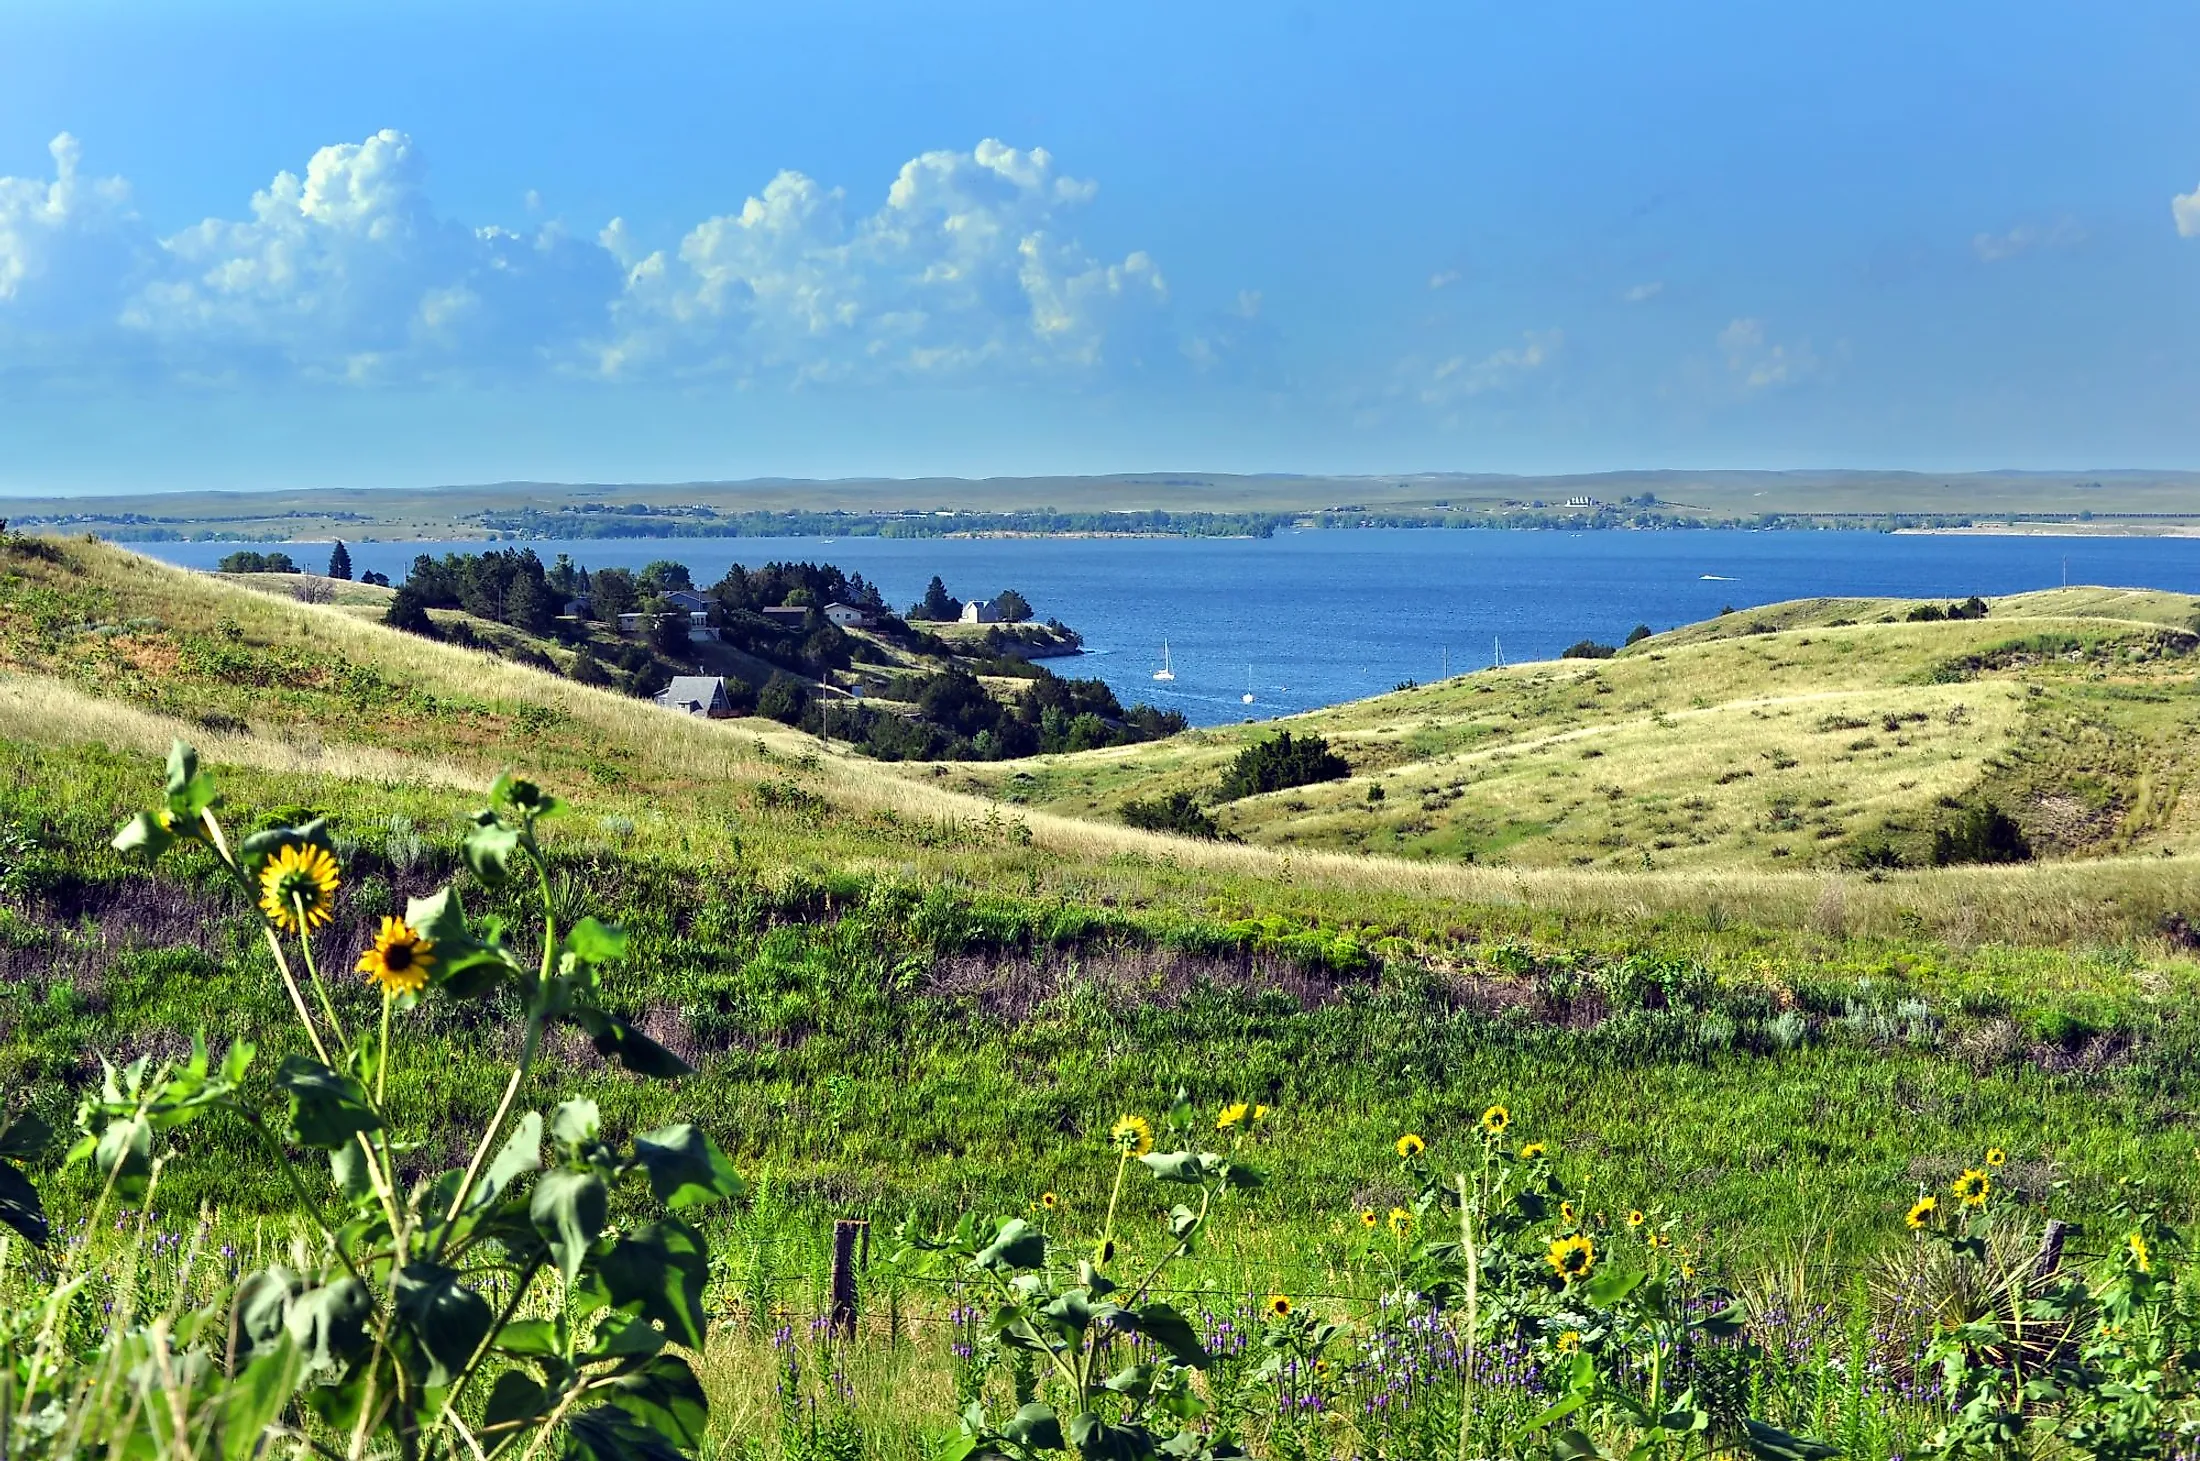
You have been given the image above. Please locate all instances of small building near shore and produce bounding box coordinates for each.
[655,676,734,718]
[960,598,1004,624]
[824,602,875,629]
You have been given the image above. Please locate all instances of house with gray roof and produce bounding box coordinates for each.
[654,675,734,718]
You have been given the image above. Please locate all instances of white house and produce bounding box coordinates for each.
[960,598,1004,624]
[824,602,875,629]
[617,610,712,633]
[654,676,734,718]
[662,589,710,613]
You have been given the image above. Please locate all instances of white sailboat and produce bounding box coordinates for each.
[1152,642,1175,681]
[1242,665,1255,705]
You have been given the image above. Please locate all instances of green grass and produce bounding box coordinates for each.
[2,537,2199,1279]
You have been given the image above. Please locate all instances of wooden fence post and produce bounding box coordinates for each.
[829,1220,865,1339]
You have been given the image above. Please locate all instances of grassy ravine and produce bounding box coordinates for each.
[4,536,2200,1455]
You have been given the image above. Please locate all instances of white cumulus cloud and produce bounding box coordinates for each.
[1419,330,1562,406]
[0,131,1185,387]
[1718,317,1815,390]
[601,138,1168,381]
[0,134,146,349]
[2175,184,2200,239]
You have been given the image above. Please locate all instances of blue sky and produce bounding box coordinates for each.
[2,0,2197,492]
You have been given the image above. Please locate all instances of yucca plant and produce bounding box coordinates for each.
[0,743,744,1460]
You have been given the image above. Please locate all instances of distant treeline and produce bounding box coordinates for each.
[89,507,2109,544]
[462,506,1291,540]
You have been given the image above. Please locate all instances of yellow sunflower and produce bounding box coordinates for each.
[1627,1209,1646,1229]
[1359,1208,1379,1228]
[1547,1233,1596,1283]
[2129,1231,2151,1274]
[1252,1104,1270,1122]
[1560,1201,1579,1226]
[1984,1147,2007,1168]
[1556,1330,1582,1354]
[1646,1232,1673,1251]
[1041,1191,1060,1211]
[1109,1115,1154,1157]
[1264,1294,1292,1319]
[356,916,434,996]
[1480,1104,1510,1137]
[1519,1142,1547,1160]
[1216,1102,1251,1131]
[1395,1133,1426,1159]
[1388,1207,1413,1237]
[1952,1169,1991,1207]
[258,844,340,932]
[1906,1195,1939,1230]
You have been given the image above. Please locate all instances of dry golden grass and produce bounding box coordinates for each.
[0,673,484,792]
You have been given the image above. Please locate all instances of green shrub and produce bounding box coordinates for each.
[1215,730,1350,801]
[1120,791,1221,839]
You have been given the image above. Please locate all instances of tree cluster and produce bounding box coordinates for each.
[396,549,561,635]
[217,550,300,574]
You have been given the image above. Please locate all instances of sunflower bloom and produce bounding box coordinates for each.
[1264,1294,1292,1319]
[1647,1232,1673,1251]
[1560,1201,1578,1226]
[1519,1142,1546,1160]
[1547,1233,1595,1283]
[1395,1133,1426,1159]
[1627,1209,1646,1229]
[1952,1169,1990,1207]
[1985,1147,2006,1168]
[1907,1195,1939,1230]
[1556,1330,1582,1354]
[356,916,434,996]
[1216,1102,1251,1131]
[259,844,340,932]
[1252,1104,1270,1122]
[2129,1232,2151,1273]
[1480,1104,1510,1137]
[1041,1192,1059,1210]
[1109,1115,1154,1157]
[1388,1207,1413,1237]
[1359,1208,1379,1228]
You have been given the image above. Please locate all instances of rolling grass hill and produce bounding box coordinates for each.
[958,589,2200,875]
[3,533,2200,1288]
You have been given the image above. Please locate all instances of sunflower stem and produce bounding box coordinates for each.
[1457,1169,1476,1461]
[1097,1147,1131,1269]
[292,894,353,1058]
[376,989,393,1107]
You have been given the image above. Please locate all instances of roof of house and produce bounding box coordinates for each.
[657,675,728,709]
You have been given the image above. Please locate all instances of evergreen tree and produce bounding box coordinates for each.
[326,540,353,580]
[383,585,437,638]
[569,646,614,687]
[915,575,961,621]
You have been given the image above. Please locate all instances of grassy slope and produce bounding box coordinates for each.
[3,538,2200,1274]
[961,590,2200,873]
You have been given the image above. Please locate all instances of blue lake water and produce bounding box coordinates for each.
[134,531,2200,727]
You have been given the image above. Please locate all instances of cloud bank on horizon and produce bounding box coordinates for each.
[0,130,1191,387]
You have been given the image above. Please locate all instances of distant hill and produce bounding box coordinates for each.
[9,467,2200,541]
